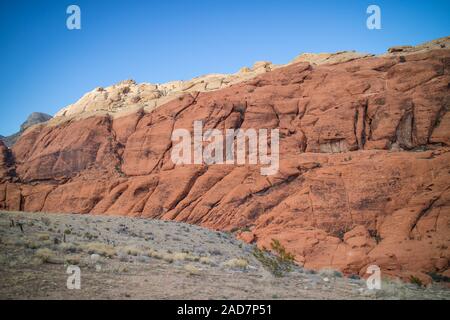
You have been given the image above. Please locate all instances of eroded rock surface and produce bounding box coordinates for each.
[1,37,449,282]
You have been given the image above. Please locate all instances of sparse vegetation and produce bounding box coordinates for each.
[428,272,450,283]
[117,245,143,256]
[319,268,343,278]
[162,253,174,263]
[34,248,55,263]
[112,265,129,273]
[65,255,82,265]
[59,242,79,253]
[184,264,200,275]
[37,233,50,241]
[25,240,40,249]
[1,211,448,299]
[253,239,295,277]
[270,239,295,263]
[199,256,213,265]
[410,276,424,287]
[333,227,349,241]
[82,242,115,258]
[224,258,249,269]
[83,232,95,240]
[368,229,382,244]
[117,250,130,262]
[40,217,51,226]
[172,252,188,261]
[146,249,163,260]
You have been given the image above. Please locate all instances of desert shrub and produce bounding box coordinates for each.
[25,240,41,249]
[169,252,199,262]
[147,249,163,259]
[230,226,251,234]
[410,276,424,287]
[40,217,51,226]
[374,279,417,300]
[136,255,150,263]
[253,239,295,277]
[113,265,129,273]
[59,242,79,253]
[270,239,295,263]
[83,232,95,240]
[117,250,130,262]
[185,254,200,262]
[82,242,115,258]
[38,233,50,241]
[162,253,174,263]
[368,229,382,244]
[34,248,55,263]
[199,256,213,265]
[331,226,351,241]
[349,274,361,280]
[319,268,343,278]
[117,245,143,257]
[184,264,200,275]
[65,255,82,265]
[172,252,188,261]
[209,249,222,256]
[427,272,450,283]
[224,258,248,269]
[5,238,26,247]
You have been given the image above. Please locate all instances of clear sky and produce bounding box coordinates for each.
[1,0,449,135]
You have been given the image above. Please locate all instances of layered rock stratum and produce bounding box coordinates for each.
[1,37,449,282]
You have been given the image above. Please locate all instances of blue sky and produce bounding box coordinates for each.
[0,0,449,135]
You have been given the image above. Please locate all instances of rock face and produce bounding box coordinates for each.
[0,112,52,148]
[1,37,449,281]
[51,52,375,122]
[53,62,279,121]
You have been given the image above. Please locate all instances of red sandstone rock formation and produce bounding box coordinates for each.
[1,38,449,282]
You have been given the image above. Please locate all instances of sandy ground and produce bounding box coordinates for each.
[0,211,449,300]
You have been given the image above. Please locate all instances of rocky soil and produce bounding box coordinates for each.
[1,211,449,300]
[1,37,449,281]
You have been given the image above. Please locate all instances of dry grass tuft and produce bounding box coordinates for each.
[81,242,115,258]
[199,256,214,265]
[34,248,55,263]
[59,242,79,253]
[146,249,163,259]
[184,264,201,275]
[116,245,143,257]
[223,258,248,269]
[37,233,50,241]
[65,255,83,265]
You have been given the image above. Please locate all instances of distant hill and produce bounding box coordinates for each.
[0,112,52,148]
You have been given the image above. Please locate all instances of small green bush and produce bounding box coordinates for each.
[253,239,295,277]
[410,276,423,287]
